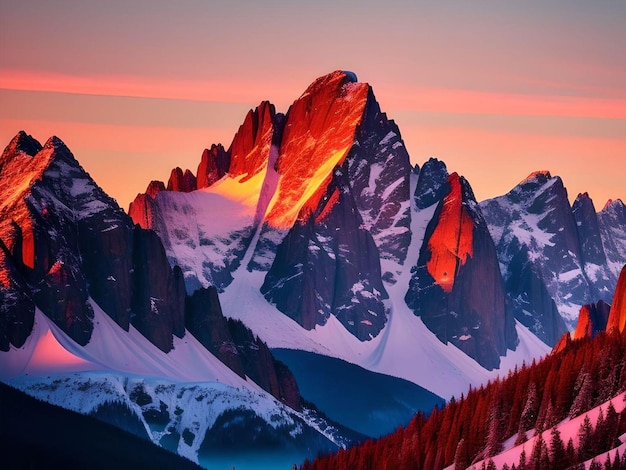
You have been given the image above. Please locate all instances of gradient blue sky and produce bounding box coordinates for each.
[1,0,624,208]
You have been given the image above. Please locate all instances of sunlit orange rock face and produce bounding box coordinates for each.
[607,265,626,332]
[197,144,230,189]
[228,100,276,181]
[406,173,518,369]
[0,132,48,272]
[265,71,369,229]
[572,301,610,340]
[426,173,474,293]
[167,167,197,192]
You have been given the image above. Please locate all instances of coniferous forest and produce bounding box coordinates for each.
[301,329,626,470]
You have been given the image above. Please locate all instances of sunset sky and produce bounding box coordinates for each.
[1,1,624,210]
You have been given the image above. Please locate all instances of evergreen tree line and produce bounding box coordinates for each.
[301,329,626,470]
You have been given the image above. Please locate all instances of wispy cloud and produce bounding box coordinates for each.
[4,69,625,121]
[0,69,301,108]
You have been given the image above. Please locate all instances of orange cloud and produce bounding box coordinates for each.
[3,68,625,120]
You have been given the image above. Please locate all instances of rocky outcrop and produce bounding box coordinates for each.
[131,228,186,351]
[262,164,388,340]
[502,243,567,346]
[185,287,301,409]
[0,134,194,350]
[406,173,518,369]
[599,200,626,275]
[264,71,369,229]
[197,144,230,189]
[167,167,197,193]
[228,101,277,181]
[185,287,246,377]
[414,158,449,210]
[345,87,413,264]
[0,240,34,351]
[606,265,626,333]
[572,300,611,340]
[573,193,607,266]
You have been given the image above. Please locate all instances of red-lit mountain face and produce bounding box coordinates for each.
[406,172,518,369]
[607,264,626,332]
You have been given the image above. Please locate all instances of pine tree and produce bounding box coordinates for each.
[453,437,470,470]
[593,407,607,454]
[589,459,602,470]
[604,401,619,449]
[612,450,621,470]
[530,432,549,470]
[486,400,504,457]
[549,427,567,469]
[566,438,576,465]
[569,373,593,418]
[578,415,594,462]
[516,383,538,445]
[518,448,527,470]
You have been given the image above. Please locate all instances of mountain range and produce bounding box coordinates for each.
[1,70,624,469]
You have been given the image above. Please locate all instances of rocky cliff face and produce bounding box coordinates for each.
[197,144,230,189]
[185,287,301,410]
[413,158,449,210]
[262,165,388,340]
[405,173,518,369]
[344,87,413,265]
[606,265,626,333]
[573,193,607,266]
[0,239,34,351]
[167,167,197,193]
[599,199,626,276]
[572,300,611,340]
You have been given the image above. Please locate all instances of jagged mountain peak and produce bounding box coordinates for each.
[227,100,277,181]
[167,167,197,192]
[263,71,369,229]
[2,131,42,161]
[414,157,449,209]
[299,70,359,98]
[197,143,229,189]
[145,180,166,198]
[572,300,611,340]
[520,169,552,184]
[602,198,625,212]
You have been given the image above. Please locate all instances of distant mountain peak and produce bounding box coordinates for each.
[603,198,625,211]
[520,170,552,184]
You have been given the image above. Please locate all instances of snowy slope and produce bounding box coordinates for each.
[0,300,347,466]
[220,174,550,399]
